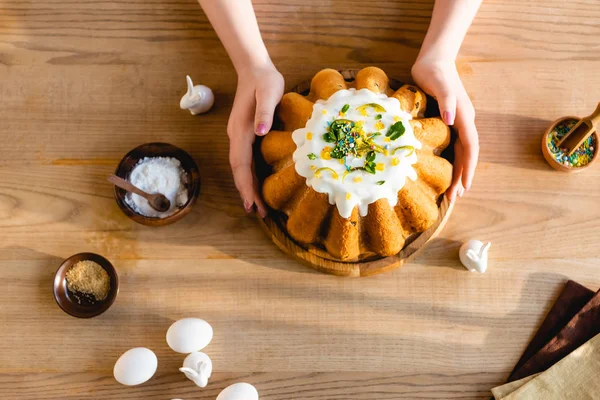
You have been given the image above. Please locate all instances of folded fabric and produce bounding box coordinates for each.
[502,333,600,399]
[508,280,594,381]
[492,374,539,399]
[510,286,600,381]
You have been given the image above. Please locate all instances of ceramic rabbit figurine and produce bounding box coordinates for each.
[459,240,491,273]
[179,352,212,388]
[180,75,214,115]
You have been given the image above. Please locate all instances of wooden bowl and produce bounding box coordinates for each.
[53,253,119,318]
[255,69,454,277]
[114,143,201,226]
[541,116,599,173]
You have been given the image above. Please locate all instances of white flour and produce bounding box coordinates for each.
[125,157,189,218]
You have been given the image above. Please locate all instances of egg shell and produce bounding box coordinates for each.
[166,318,213,354]
[216,382,259,400]
[113,347,157,386]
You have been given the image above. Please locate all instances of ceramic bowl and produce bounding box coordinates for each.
[541,116,598,173]
[113,142,201,226]
[53,253,119,318]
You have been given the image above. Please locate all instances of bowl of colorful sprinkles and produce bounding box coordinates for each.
[53,253,119,318]
[542,116,598,172]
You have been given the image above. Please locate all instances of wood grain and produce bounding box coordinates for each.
[1,0,600,398]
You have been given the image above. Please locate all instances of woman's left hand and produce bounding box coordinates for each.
[411,58,479,202]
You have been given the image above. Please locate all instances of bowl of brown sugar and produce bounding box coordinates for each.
[53,253,119,318]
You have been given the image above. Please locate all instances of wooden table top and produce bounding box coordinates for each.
[1,0,599,398]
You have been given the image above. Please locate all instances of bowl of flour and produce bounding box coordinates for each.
[114,143,200,226]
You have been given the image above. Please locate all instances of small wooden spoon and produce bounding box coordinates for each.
[556,102,600,156]
[108,175,171,213]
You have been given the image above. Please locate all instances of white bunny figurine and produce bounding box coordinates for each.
[180,75,214,115]
[459,240,491,273]
[179,352,212,388]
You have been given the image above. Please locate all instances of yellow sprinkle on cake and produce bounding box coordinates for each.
[375,121,385,131]
[306,132,313,140]
[376,163,385,171]
[353,176,363,183]
[384,137,391,143]
[391,157,400,166]
[346,193,352,200]
[394,116,401,122]
[321,147,332,160]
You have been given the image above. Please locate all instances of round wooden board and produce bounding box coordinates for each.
[256,69,454,277]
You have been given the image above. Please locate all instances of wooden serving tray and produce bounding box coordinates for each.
[255,69,454,277]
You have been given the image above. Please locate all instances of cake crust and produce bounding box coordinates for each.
[261,67,453,262]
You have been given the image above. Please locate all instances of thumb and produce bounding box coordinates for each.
[254,87,279,136]
[436,87,457,126]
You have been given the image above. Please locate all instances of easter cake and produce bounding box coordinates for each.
[260,67,453,262]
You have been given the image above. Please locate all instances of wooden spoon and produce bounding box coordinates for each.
[108,175,171,213]
[556,102,600,156]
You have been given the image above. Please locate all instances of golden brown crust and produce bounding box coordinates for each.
[413,151,453,196]
[277,93,314,131]
[286,189,331,244]
[262,163,306,210]
[410,118,451,154]
[260,130,296,167]
[395,179,439,233]
[261,67,454,261]
[393,84,427,118]
[364,199,406,256]
[324,207,361,261]
[354,67,391,95]
[307,69,348,102]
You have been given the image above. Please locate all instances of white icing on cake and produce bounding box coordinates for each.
[292,88,422,219]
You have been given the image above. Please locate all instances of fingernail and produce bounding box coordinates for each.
[243,200,253,213]
[258,208,268,219]
[443,111,454,125]
[256,123,267,135]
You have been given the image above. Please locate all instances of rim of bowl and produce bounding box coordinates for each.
[542,116,599,172]
[53,252,119,318]
[113,142,201,226]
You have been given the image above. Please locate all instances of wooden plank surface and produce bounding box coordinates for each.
[1,0,599,398]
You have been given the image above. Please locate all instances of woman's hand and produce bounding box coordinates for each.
[227,64,284,217]
[412,58,479,201]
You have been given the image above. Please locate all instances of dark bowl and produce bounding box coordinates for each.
[53,253,119,318]
[113,142,201,226]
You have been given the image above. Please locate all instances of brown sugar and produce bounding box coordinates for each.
[65,260,110,301]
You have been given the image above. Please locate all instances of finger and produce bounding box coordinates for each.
[461,124,479,191]
[437,92,457,126]
[455,95,479,191]
[251,161,268,218]
[447,140,464,202]
[254,86,280,136]
[229,133,256,213]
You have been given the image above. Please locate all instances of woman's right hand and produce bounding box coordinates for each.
[227,63,284,218]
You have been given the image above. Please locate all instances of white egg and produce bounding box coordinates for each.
[166,318,213,354]
[179,351,212,388]
[113,347,157,386]
[216,382,259,400]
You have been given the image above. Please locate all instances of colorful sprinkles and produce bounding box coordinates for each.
[546,119,596,168]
